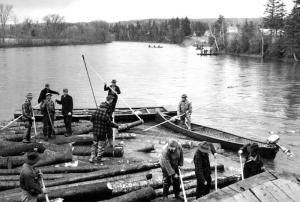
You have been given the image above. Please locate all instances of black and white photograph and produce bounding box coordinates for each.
[0,0,299,201]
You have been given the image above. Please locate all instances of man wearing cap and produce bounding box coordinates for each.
[41,93,56,140]
[177,94,192,130]
[20,152,46,202]
[38,83,59,104]
[56,89,73,137]
[159,140,184,201]
[89,95,120,163]
[238,143,264,178]
[104,80,121,112]
[22,93,35,143]
[194,141,216,198]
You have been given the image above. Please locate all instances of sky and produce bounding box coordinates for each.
[1,0,295,23]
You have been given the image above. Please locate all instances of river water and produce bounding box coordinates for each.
[0,41,299,173]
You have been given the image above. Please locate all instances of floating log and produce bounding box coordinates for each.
[0,148,72,169]
[72,145,124,157]
[136,144,155,153]
[0,140,45,157]
[118,120,144,132]
[45,162,160,187]
[0,173,67,181]
[102,187,156,202]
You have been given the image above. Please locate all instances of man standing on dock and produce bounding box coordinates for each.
[194,141,216,199]
[89,95,120,163]
[38,83,60,104]
[104,80,121,112]
[56,88,73,137]
[22,93,35,143]
[159,140,184,201]
[41,93,56,140]
[177,94,192,130]
[20,151,46,202]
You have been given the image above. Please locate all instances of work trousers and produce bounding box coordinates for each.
[90,134,112,159]
[195,175,212,199]
[43,113,55,138]
[64,115,72,135]
[180,114,191,129]
[162,168,180,197]
[23,120,32,141]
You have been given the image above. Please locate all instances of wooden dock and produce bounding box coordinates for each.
[197,170,300,202]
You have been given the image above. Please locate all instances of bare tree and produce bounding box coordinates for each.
[43,14,65,39]
[0,4,13,44]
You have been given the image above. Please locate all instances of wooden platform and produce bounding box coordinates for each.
[197,170,300,202]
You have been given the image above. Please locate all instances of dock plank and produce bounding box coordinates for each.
[232,190,261,202]
[251,181,284,202]
[272,179,300,202]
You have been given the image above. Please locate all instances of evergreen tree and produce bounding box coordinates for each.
[181,17,191,36]
[263,0,286,36]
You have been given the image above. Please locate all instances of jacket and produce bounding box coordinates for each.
[193,149,211,183]
[178,100,192,115]
[20,163,42,196]
[243,156,263,178]
[38,88,59,103]
[159,141,183,176]
[104,84,121,98]
[41,100,55,115]
[91,106,118,141]
[56,94,73,115]
[22,99,33,121]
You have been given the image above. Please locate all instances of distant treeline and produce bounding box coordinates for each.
[110,17,207,44]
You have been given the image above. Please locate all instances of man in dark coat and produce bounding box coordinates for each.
[238,143,264,178]
[194,141,216,199]
[20,152,46,202]
[159,140,184,201]
[104,80,121,112]
[38,83,59,104]
[56,88,73,137]
[40,93,55,140]
[22,93,35,143]
[89,95,120,163]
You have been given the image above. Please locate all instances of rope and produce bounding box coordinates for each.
[81,55,143,121]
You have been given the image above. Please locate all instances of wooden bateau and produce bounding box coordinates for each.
[14,106,175,122]
[155,112,279,159]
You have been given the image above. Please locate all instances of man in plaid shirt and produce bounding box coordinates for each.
[89,95,120,163]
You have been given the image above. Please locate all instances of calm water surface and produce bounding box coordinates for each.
[0,42,299,173]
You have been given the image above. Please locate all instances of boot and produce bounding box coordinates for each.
[22,139,30,143]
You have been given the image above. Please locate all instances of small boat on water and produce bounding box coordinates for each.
[14,106,174,122]
[155,112,279,159]
[197,53,219,56]
[148,45,163,48]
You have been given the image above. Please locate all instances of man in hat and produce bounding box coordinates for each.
[159,140,184,201]
[104,80,121,112]
[41,93,56,140]
[22,93,35,143]
[194,141,216,198]
[38,83,59,104]
[177,94,192,130]
[238,143,264,178]
[89,95,120,163]
[56,88,73,137]
[20,152,46,202]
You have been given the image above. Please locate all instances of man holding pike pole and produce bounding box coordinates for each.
[22,93,35,143]
[89,95,123,163]
[104,79,121,112]
[177,94,192,130]
[41,93,56,141]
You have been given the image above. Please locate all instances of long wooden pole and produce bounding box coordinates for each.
[32,108,37,136]
[38,170,50,202]
[81,55,143,121]
[239,154,244,180]
[178,168,187,202]
[214,156,218,191]
[82,55,98,108]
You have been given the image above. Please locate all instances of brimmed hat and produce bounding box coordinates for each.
[63,88,68,93]
[26,152,40,165]
[248,143,259,153]
[181,94,187,98]
[26,93,33,98]
[198,141,211,153]
[111,79,117,83]
[46,93,52,97]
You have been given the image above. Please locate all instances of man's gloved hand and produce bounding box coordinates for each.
[32,117,35,121]
[174,173,179,179]
[68,112,72,116]
[42,187,47,194]
[238,150,243,155]
[204,180,207,185]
